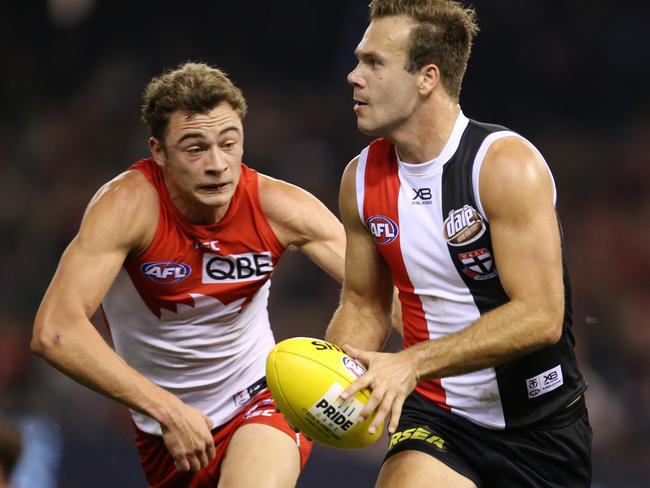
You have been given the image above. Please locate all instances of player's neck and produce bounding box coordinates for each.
[390,99,461,164]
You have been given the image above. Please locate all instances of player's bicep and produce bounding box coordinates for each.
[481,138,564,317]
[36,174,153,331]
[291,196,346,283]
[42,235,129,324]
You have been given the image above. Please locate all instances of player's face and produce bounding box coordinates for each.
[151,101,244,220]
[347,16,419,137]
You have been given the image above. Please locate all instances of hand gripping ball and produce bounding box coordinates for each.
[266,337,383,449]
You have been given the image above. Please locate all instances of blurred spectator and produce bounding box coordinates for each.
[0,418,21,488]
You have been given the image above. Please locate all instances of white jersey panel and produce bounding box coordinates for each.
[103,269,275,434]
[355,146,369,224]
[394,112,505,428]
[396,168,505,428]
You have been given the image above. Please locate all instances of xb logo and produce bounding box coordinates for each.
[412,188,432,200]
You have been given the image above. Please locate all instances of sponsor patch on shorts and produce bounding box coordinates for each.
[389,426,446,451]
[526,365,563,399]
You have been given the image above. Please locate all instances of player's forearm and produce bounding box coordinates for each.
[32,315,181,425]
[407,299,562,380]
[325,299,391,352]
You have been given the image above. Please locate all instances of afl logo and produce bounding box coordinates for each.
[367,215,399,246]
[443,205,486,247]
[141,261,191,284]
[342,356,367,378]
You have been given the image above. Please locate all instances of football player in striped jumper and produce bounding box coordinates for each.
[326,1,592,486]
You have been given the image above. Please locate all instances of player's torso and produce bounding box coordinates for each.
[356,113,586,429]
[102,159,285,434]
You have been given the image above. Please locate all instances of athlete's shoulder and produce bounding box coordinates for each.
[480,136,554,217]
[483,136,547,179]
[80,167,159,252]
[257,172,309,210]
[256,173,316,242]
[342,154,361,183]
[92,168,158,212]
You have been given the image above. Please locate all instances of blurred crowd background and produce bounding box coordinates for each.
[1,0,649,486]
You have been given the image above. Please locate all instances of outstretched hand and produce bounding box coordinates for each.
[161,402,216,472]
[340,344,419,435]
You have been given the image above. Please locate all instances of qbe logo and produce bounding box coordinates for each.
[141,262,191,284]
[366,215,399,246]
[202,251,274,283]
[342,356,366,378]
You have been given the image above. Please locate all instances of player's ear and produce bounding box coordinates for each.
[417,63,440,96]
[149,137,167,167]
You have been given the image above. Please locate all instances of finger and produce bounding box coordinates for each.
[368,392,395,435]
[196,448,209,469]
[206,441,216,460]
[358,388,384,422]
[342,344,370,367]
[187,453,201,472]
[204,415,214,430]
[387,395,406,435]
[340,375,371,401]
[174,458,190,472]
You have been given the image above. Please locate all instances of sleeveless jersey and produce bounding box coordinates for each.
[356,112,586,429]
[102,159,285,435]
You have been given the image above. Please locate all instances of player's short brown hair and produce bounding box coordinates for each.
[370,0,479,100]
[142,62,248,140]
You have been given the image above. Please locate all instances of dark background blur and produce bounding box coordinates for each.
[1,1,649,486]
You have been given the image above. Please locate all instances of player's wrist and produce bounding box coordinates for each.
[146,391,185,429]
[401,345,423,384]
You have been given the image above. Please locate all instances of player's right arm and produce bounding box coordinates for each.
[325,156,394,352]
[31,171,215,472]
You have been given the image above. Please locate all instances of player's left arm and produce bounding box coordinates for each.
[345,136,564,433]
[411,136,565,375]
[258,174,346,282]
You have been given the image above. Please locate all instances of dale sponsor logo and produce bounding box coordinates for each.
[141,261,191,284]
[342,356,366,378]
[443,204,486,246]
[367,215,399,245]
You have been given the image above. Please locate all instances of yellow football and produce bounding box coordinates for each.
[266,337,383,449]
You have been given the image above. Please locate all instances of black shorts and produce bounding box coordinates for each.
[384,391,592,488]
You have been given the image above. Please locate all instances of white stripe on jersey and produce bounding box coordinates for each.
[103,269,275,434]
[355,146,370,224]
[396,157,506,429]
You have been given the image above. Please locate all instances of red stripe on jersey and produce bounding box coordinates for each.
[363,140,448,409]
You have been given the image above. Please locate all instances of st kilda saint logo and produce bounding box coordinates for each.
[366,215,399,246]
[443,205,486,246]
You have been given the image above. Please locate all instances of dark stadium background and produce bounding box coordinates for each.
[1,1,649,486]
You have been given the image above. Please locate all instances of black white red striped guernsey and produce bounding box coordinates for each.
[355,112,586,429]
